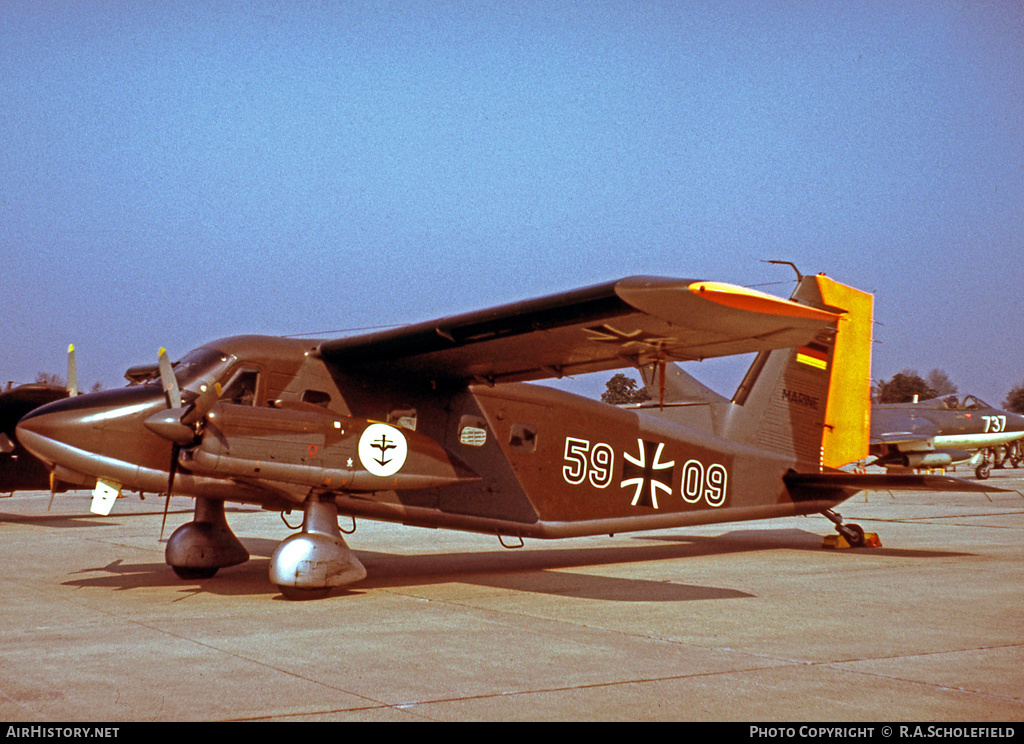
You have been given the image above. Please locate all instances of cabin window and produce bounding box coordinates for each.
[301,390,332,407]
[458,415,488,447]
[389,408,418,431]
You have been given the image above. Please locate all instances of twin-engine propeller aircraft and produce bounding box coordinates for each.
[1,345,78,495]
[870,395,1024,479]
[16,273,1000,599]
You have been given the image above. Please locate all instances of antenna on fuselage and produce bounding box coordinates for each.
[764,260,803,280]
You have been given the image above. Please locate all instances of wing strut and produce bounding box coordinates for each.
[658,360,666,411]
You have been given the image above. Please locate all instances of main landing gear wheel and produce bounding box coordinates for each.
[165,498,249,580]
[976,461,991,480]
[269,495,367,600]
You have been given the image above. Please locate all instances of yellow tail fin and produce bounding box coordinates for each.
[816,275,873,469]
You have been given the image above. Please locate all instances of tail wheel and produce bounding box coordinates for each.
[841,523,866,548]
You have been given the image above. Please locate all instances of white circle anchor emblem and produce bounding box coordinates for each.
[358,423,408,477]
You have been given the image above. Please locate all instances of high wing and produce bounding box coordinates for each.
[316,276,840,385]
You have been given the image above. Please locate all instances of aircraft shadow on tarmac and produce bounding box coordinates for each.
[57,526,974,603]
[0,502,261,530]
[0,510,124,529]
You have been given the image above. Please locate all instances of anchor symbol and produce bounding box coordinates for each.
[371,434,396,467]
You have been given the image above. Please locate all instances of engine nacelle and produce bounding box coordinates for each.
[180,403,477,491]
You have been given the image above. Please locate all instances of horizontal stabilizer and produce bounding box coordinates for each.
[639,361,729,406]
[785,471,1007,496]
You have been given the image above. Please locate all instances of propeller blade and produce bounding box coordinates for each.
[157,347,181,409]
[67,344,78,396]
[181,382,222,427]
[161,382,223,538]
[160,445,179,540]
[153,357,222,539]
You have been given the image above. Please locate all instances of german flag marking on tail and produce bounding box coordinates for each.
[796,345,828,370]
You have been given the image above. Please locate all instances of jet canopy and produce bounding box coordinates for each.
[937,395,991,411]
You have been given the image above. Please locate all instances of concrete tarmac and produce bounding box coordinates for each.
[1,469,1023,722]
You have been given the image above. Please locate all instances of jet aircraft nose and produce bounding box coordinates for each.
[16,387,169,489]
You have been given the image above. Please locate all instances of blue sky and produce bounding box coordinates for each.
[2,1,1022,404]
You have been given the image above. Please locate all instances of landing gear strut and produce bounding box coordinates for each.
[1010,442,1023,469]
[822,508,867,548]
[269,494,366,600]
[166,498,249,579]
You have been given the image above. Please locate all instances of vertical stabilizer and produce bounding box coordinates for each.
[624,273,873,471]
[815,275,873,468]
[724,274,873,470]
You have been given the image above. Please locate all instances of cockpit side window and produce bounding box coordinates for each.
[221,369,260,406]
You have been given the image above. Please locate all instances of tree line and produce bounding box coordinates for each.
[874,368,1024,413]
[602,368,1024,414]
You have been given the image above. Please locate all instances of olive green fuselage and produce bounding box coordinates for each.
[17,334,845,538]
